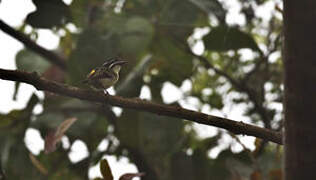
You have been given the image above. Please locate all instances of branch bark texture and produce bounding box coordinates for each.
[0,68,282,144]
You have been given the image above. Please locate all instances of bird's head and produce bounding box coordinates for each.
[103,58,127,73]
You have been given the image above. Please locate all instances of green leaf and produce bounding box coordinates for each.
[159,0,208,38]
[209,149,253,179]
[16,49,50,73]
[26,0,70,28]
[0,110,22,128]
[69,0,88,27]
[192,70,212,95]
[120,16,154,55]
[117,107,184,154]
[189,0,226,22]
[208,92,224,109]
[0,93,39,129]
[4,141,40,179]
[257,145,283,177]
[44,117,77,153]
[203,25,261,52]
[33,112,65,129]
[198,135,220,150]
[151,38,193,86]
[100,159,113,180]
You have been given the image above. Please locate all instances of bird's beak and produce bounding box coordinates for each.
[113,60,128,66]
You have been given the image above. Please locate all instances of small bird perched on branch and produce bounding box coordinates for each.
[83,58,127,94]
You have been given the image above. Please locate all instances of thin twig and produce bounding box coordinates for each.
[170,34,272,128]
[0,20,67,70]
[185,46,271,128]
[229,132,259,169]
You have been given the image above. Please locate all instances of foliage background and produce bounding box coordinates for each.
[0,0,283,179]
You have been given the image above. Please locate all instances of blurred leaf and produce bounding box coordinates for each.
[172,136,219,180]
[0,94,44,178]
[33,112,65,130]
[16,49,51,73]
[93,178,104,180]
[117,108,184,179]
[189,0,226,22]
[191,149,212,179]
[100,159,113,180]
[44,117,77,153]
[4,142,41,179]
[69,0,88,27]
[0,94,39,129]
[171,152,195,180]
[103,14,127,35]
[70,0,114,28]
[0,110,22,128]
[253,138,263,157]
[117,107,184,179]
[208,92,224,109]
[257,145,282,177]
[192,71,212,95]
[209,149,254,179]
[191,69,224,109]
[204,25,261,52]
[26,0,70,28]
[138,112,183,155]
[29,153,48,175]
[35,97,107,152]
[59,28,74,57]
[120,16,154,55]
[151,38,193,86]
[119,172,145,180]
[199,135,220,150]
[66,111,99,135]
[35,150,84,179]
[116,110,140,150]
[159,0,208,38]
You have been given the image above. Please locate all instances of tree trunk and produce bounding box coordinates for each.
[283,0,316,179]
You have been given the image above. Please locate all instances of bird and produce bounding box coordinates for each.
[82,57,127,94]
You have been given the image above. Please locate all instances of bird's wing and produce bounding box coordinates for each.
[88,69,113,80]
[86,69,97,79]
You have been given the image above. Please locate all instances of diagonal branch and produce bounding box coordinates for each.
[170,35,271,128]
[187,49,271,128]
[0,20,67,70]
[0,68,282,144]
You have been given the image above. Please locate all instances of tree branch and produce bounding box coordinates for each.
[187,50,272,128]
[170,35,272,128]
[0,68,283,144]
[0,20,67,70]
